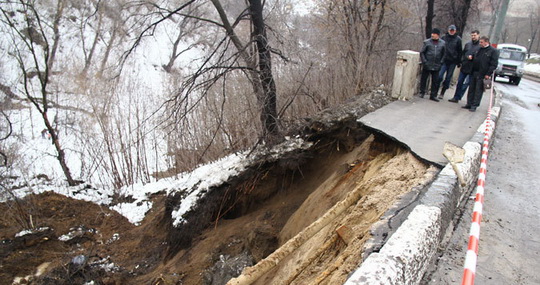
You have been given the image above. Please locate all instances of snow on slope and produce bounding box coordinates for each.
[525,53,540,74]
[2,136,312,226]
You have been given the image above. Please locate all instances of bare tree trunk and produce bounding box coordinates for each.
[162,12,199,73]
[42,112,75,185]
[82,3,103,76]
[528,9,540,57]
[248,0,279,140]
[488,11,498,38]
[487,0,502,38]
[98,21,119,77]
[425,0,435,38]
[47,0,65,71]
[513,20,520,43]
[0,111,12,166]
[458,0,473,35]
[1,2,76,186]
[210,0,279,142]
[492,0,510,44]
[163,33,183,73]
[43,0,76,186]
[358,0,387,91]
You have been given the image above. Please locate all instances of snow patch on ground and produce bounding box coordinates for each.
[3,137,312,227]
[169,152,249,227]
[15,227,51,238]
[169,137,312,227]
[525,63,540,74]
[111,201,153,225]
[525,53,540,74]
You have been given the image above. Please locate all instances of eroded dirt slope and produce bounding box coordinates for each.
[0,90,438,284]
[255,144,433,284]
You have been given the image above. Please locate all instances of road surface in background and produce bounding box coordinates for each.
[425,77,540,284]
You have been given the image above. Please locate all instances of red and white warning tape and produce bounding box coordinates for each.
[461,75,496,285]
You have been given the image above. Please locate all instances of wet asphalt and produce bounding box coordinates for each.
[360,84,490,166]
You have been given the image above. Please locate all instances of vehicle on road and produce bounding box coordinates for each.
[493,43,527,85]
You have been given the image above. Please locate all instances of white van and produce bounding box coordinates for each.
[494,43,527,85]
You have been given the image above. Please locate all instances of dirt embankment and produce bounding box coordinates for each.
[233,136,434,285]
[0,90,438,284]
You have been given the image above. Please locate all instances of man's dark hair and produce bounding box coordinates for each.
[471,30,480,34]
[480,36,490,42]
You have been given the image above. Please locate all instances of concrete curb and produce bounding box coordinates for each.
[345,88,502,284]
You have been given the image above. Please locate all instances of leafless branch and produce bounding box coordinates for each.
[278,63,313,118]
[0,111,12,166]
[120,0,198,70]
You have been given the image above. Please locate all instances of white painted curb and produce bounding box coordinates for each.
[345,205,441,285]
[345,142,481,284]
[344,87,502,284]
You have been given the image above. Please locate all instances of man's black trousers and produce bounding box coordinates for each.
[467,71,485,108]
[420,69,440,98]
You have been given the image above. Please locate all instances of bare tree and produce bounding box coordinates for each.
[0,1,77,186]
[246,0,279,140]
[0,111,11,167]
[492,0,510,44]
[437,0,475,35]
[187,0,279,142]
[162,3,205,73]
[79,0,103,76]
[314,0,392,93]
[127,0,280,143]
[528,4,540,57]
[426,0,435,38]
[423,0,478,37]
[487,0,501,38]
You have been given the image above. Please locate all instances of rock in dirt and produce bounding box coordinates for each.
[203,252,255,285]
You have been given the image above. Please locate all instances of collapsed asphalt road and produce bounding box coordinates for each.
[5,80,537,284]
[229,79,499,284]
[359,86,490,166]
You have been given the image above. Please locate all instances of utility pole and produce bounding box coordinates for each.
[492,0,510,44]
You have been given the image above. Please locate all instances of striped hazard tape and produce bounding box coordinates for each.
[461,75,496,285]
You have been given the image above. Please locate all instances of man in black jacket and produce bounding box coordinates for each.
[437,25,462,99]
[463,36,499,112]
[419,28,446,102]
[449,30,481,103]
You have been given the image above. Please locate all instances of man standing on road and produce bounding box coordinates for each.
[449,30,481,103]
[463,36,498,112]
[438,25,462,99]
[419,28,446,102]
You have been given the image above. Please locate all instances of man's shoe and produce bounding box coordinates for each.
[419,93,425,98]
[462,105,471,109]
[429,97,440,102]
[438,88,447,99]
[469,108,477,112]
[448,98,459,103]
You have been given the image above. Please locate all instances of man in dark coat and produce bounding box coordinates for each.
[437,25,462,99]
[419,28,446,102]
[463,36,499,112]
[449,30,481,103]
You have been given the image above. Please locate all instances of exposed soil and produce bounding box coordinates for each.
[0,90,438,285]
